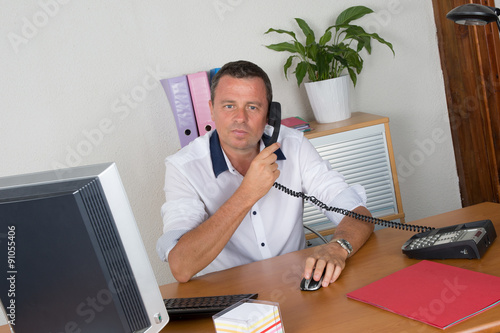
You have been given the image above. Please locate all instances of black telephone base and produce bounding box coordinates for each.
[402,220,497,260]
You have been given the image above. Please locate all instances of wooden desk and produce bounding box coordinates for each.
[159,202,500,333]
[0,203,498,332]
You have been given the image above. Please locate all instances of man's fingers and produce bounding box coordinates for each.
[330,265,343,284]
[304,257,317,279]
[321,264,336,287]
[262,142,280,157]
[313,261,326,281]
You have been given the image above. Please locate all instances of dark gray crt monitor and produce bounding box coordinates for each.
[0,163,168,332]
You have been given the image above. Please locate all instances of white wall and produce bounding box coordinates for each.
[0,0,461,296]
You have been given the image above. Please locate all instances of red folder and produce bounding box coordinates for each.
[281,116,308,128]
[346,260,500,329]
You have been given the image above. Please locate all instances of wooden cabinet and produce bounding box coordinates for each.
[303,112,405,240]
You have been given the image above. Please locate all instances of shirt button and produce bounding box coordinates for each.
[252,211,257,215]
[261,243,265,247]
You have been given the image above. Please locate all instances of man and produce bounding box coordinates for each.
[157,60,374,286]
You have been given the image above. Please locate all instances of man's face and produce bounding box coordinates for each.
[210,75,268,154]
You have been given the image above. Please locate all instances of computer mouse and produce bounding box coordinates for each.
[300,272,325,291]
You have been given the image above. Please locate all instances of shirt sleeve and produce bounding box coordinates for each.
[156,160,208,262]
[298,137,367,225]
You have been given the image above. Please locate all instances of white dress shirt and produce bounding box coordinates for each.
[157,125,367,276]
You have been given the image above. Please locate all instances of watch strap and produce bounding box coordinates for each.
[332,238,353,255]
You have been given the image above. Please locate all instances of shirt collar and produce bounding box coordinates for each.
[210,130,286,178]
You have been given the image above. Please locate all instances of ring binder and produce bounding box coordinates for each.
[187,71,216,136]
[160,76,199,147]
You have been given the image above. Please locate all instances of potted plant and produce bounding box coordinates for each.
[264,5,395,123]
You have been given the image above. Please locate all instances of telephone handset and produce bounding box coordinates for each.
[267,101,497,259]
[267,101,281,146]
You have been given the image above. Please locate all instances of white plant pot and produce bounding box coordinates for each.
[304,75,352,123]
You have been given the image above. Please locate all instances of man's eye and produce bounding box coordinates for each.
[248,106,257,111]
[224,105,234,109]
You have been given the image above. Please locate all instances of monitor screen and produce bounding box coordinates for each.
[0,163,169,332]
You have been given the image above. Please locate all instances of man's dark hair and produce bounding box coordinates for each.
[210,60,273,108]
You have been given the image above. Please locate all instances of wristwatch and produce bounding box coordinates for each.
[332,238,353,256]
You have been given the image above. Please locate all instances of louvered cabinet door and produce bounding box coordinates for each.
[303,117,404,238]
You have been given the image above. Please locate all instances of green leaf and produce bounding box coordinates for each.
[294,41,306,58]
[307,43,319,62]
[283,56,295,79]
[335,6,373,26]
[265,42,298,53]
[368,32,395,55]
[343,25,365,40]
[347,67,357,87]
[356,37,370,53]
[295,18,315,44]
[343,26,371,53]
[344,49,363,73]
[307,63,318,82]
[342,26,395,55]
[295,61,308,86]
[264,28,297,41]
[319,30,332,46]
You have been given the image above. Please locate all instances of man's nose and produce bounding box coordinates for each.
[233,107,248,122]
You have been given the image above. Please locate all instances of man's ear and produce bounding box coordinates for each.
[209,100,215,121]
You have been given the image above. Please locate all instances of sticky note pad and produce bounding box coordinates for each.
[213,299,284,333]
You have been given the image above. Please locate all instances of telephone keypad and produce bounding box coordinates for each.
[407,230,466,250]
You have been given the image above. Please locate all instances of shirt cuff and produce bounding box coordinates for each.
[156,229,187,262]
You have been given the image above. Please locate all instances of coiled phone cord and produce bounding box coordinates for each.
[273,182,434,234]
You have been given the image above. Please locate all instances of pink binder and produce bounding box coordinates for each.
[160,76,199,147]
[187,71,216,136]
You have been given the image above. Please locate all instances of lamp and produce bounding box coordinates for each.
[446,3,500,31]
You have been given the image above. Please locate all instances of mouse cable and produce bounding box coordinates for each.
[272,182,434,234]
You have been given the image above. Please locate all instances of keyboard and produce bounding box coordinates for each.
[164,293,258,320]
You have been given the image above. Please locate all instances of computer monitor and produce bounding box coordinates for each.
[0,163,169,332]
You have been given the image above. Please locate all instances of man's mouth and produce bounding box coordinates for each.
[231,128,249,137]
